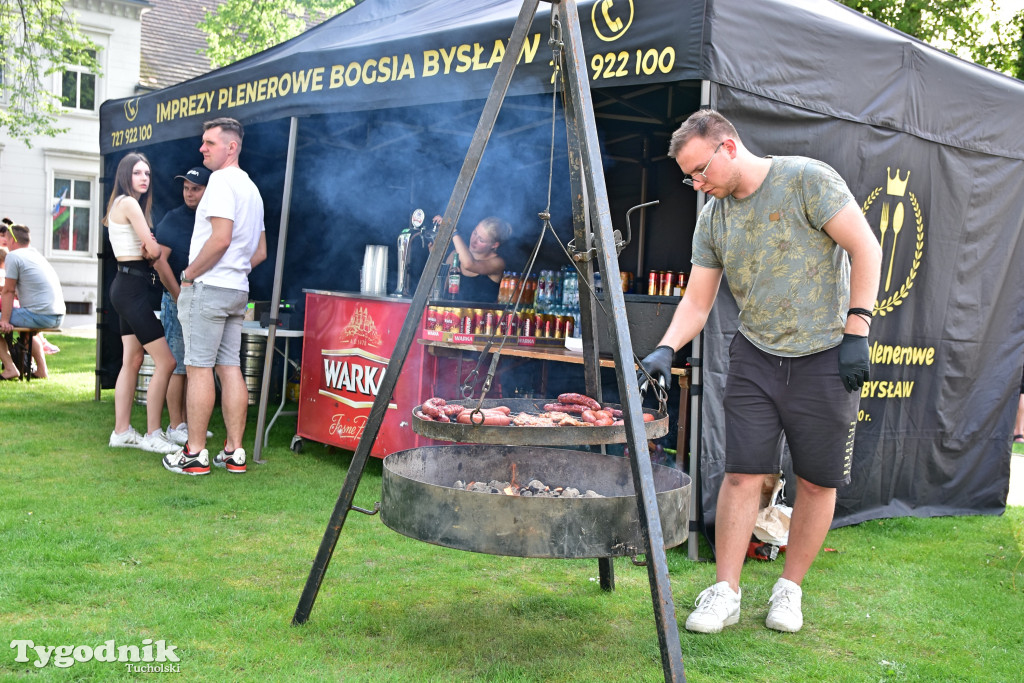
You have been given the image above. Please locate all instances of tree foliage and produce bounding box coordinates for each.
[199,0,356,68]
[840,0,1023,79]
[0,0,101,146]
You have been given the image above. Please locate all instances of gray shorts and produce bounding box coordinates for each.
[177,282,248,369]
[723,333,859,488]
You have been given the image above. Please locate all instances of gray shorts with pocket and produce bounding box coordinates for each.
[177,282,248,369]
[724,333,860,488]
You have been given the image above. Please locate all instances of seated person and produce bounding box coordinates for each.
[0,223,66,379]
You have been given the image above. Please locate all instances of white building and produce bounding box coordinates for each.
[0,0,219,326]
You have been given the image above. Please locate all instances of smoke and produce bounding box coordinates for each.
[286,91,575,296]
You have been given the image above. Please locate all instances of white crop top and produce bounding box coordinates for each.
[107,196,144,258]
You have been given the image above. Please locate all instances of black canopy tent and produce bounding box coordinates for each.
[98,0,1024,526]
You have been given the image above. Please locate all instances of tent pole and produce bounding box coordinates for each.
[687,81,713,560]
[253,116,299,464]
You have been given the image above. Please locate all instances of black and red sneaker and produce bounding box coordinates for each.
[162,448,210,476]
[213,447,246,474]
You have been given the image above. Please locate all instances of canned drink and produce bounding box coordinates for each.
[648,271,658,295]
[620,272,631,293]
[473,309,484,335]
[563,316,574,339]
[484,310,495,336]
[520,312,533,337]
[554,315,566,339]
[660,271,673,296]
[508,312,519,337]
[426,306,438,331]
[462,312,474,334]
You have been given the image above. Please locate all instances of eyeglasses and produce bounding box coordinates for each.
[682,141,725,187]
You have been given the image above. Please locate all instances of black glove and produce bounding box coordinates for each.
[637,345,675,392]
[838,333,870,393]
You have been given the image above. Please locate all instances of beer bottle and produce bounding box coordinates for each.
[447,253,461,299]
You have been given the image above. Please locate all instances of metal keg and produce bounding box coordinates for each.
[240,333,266,406]
[134,354,156,405]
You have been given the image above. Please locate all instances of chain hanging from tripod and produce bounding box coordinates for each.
[460,11,668,414]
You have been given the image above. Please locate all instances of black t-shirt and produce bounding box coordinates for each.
[153,204,196,280]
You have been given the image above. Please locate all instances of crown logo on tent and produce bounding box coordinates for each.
[886,167,909,197]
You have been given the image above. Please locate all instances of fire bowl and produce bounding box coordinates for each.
[381,444,690,559]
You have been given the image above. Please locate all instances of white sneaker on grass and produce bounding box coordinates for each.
[165,424,189,446]
[109,427,142,448]
[766,578,803,632]
[163,449,210,476]
[213,447,247,473]
[138,430,182,455]
[166,423,214,446]
[685,581,741,633]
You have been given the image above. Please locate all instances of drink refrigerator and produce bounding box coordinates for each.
[297,290,431,458]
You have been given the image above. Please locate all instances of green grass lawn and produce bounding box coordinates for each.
[1,335,1022,682]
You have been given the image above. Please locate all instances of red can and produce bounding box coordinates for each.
[660,271,673,296]
[484,310,495,336]
[426,306,438,331]
[462,313,474,334]
[520,313,534,337]
[647,271,658,295]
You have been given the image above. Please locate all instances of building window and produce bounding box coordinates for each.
[52,177,92,253]
[61,49,97,111]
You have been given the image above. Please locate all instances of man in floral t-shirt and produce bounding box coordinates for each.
[639,110,882,634]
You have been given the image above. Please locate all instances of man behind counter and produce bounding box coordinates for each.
[153,166,211,446]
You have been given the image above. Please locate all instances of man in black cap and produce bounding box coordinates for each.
[153,166,210,445]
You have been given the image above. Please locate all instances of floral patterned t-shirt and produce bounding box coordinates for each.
[692,156,855,357]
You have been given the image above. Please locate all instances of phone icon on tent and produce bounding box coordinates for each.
[602,0,624,32]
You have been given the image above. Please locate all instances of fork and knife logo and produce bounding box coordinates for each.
[879,168,910,292]
[879,200,904,292]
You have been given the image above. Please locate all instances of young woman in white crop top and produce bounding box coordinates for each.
[102,153,181,456]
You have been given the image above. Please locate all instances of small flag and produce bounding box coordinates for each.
[52,187,69,232]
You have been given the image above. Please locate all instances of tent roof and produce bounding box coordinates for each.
[101,0,1024,159]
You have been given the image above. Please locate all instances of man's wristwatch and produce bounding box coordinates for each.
[180,271,194,284]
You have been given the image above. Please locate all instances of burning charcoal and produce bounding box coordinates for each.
[454,480,465,489]
[468,482,491,493]
[562,487,580,498]
[487,480,505,490]
[519,490,533,497]
[526,479,546,494]
[583,490,603,498]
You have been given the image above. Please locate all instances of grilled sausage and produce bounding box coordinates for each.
[544,402,586,415]
[558,393,601,410]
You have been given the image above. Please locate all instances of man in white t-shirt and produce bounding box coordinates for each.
[164,117,267,476]
[0,223,66,379]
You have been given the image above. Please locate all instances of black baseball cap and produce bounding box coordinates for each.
[174,166,211,186]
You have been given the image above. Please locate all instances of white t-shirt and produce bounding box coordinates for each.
[190,166,265,292]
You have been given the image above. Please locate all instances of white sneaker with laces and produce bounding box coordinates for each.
[213,447,247,474]
[165,424,189,446]
[138,430,183,455]
[685,581,741,633]
[766,578,803,632]
[109,427,142,448]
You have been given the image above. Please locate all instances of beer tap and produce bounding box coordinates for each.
[394,209,426,297]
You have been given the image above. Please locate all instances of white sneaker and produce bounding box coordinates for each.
[138,430,183,455]
[165,424,189,447]
[166,423,214,445]
[109,427,142,448]
[766,578,803,632]
[213,447,247,474]
[163,448,210,476]
[685,581,741,633]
